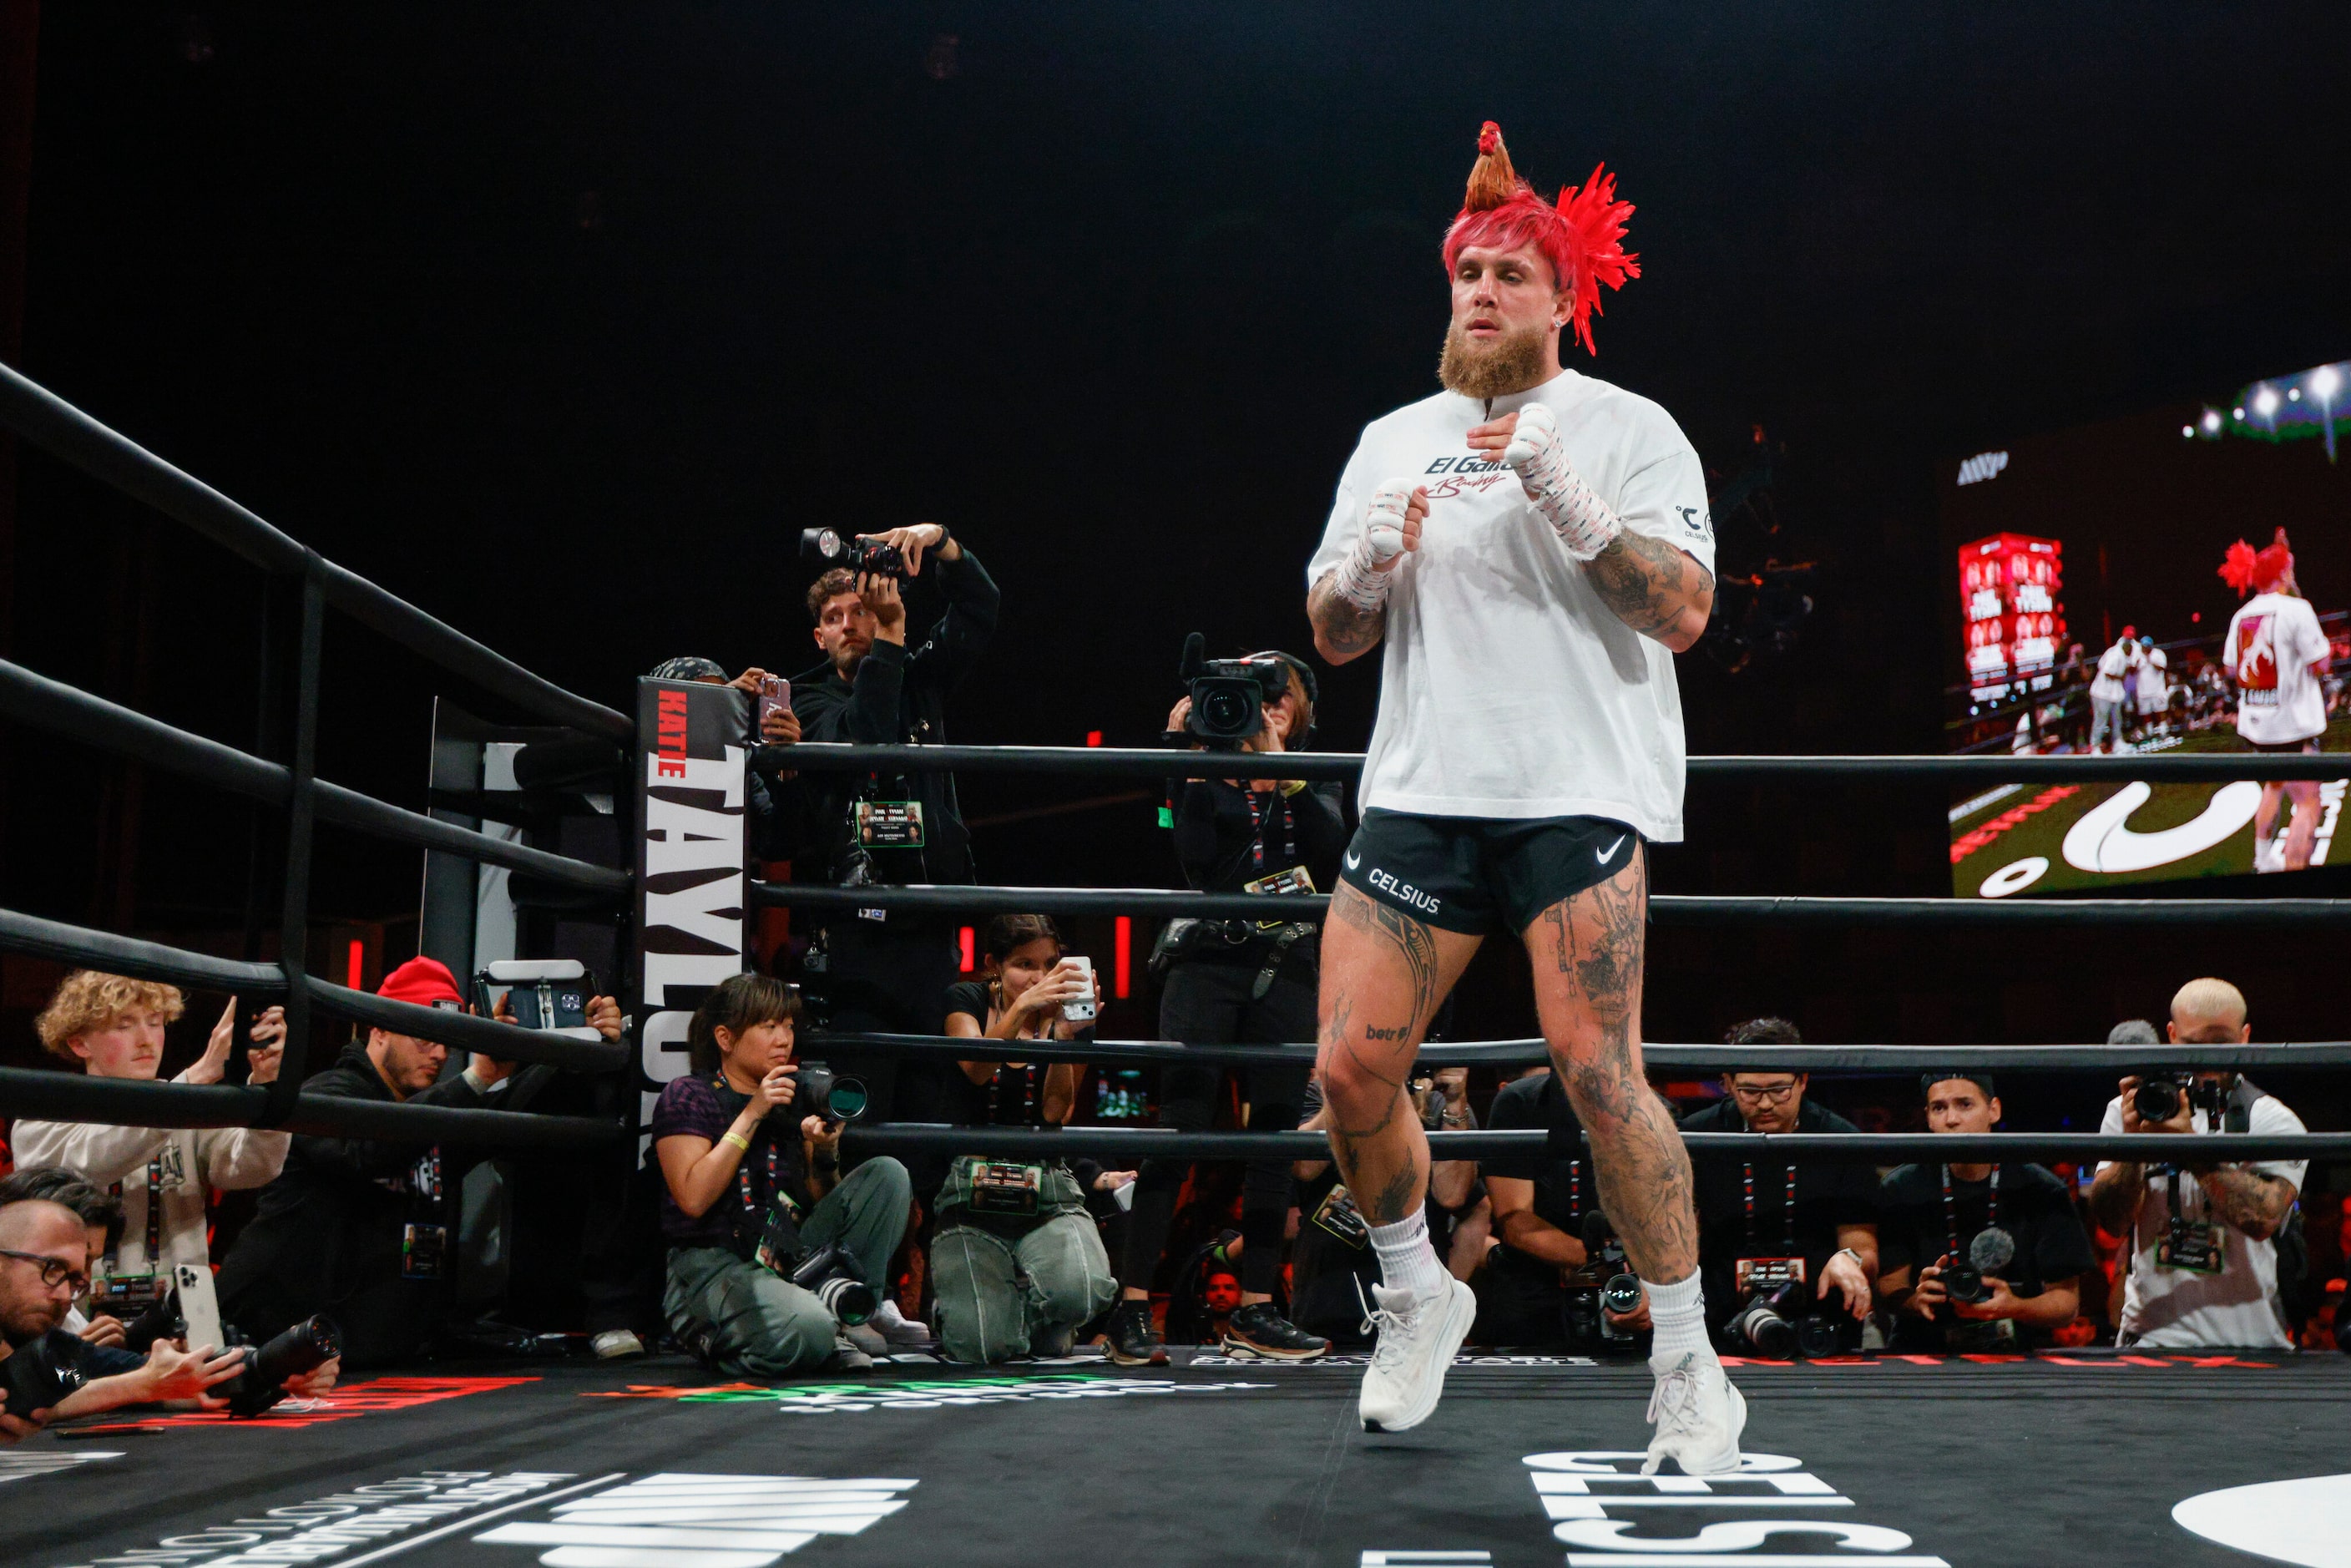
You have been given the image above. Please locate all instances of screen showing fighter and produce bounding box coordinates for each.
[1941,358,2351,897]
[1302,122,1741,1473]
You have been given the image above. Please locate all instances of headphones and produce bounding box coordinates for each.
[1244,650,1318,745]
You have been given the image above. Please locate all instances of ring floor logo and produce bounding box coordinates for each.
[1520,1449,1951,1567]
[590,1373,1273,1414]
[2173,1474,2351,1567]
[54,1469,916,1568]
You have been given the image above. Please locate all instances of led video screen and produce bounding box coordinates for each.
[1942,357,2351,897]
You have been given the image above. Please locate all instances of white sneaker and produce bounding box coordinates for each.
[869,1300,933,1348]
[1642,1350,1746,1475]
[2255,838,2287,874]
[590,1329,645,1361]
[1358,1279,1475,1433]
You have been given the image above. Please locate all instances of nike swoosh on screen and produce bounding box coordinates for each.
[1595,835,1627,866]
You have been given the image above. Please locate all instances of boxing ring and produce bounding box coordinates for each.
[4,362,2349,1568]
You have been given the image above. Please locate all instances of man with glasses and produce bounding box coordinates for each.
[1,1197,242,1439]
[1611,1019,1878,1348]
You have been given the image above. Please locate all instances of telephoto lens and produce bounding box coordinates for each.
[227,1315,341,1419]
[1600,1274,1644,1317]
[788,1244,877,1326]
[1727,1287,1799,1358]
[796,1063,868,1122]
[2134,1075,2186,1124]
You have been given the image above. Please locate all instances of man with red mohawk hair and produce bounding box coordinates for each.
[2220,529,2332,872]
[1303,123,1737,1467]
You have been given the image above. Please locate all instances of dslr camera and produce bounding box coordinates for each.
[755,1201,876,1327]
[802,528,907,579]
[2134,1070,2227,1125]
[795,1060,869,1123]
[1727,1277,1858,1359]
[1176,633,1298,750]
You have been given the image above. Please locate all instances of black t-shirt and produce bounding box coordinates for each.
[1878,1161,2099,1351]
[648,1074,812,1252]
[1168,777,1348,895]
[1483,1071,1595,1280]
[1681,1095,1880,1326]
[941,979,1094,1130]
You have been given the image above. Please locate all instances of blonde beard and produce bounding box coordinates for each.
[1438,319,1551,399]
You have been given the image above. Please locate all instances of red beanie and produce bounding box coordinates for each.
[378,957,463,1008]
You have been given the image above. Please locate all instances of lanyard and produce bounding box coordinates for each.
[1567,1159,1582,1222]
[984,999,1053,1128]
[724,1075,781,1215]
[1742,1161,1799,1252]
[1941,1163,2001,1262]
[105,1152,167,1269]
[1241,787,1296,874]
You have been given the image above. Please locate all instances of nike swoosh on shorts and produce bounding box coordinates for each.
[1345,851,1362,871]
[1596,835,1627,866]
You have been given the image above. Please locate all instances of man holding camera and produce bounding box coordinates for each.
[1478,1065,1619,1349]
[218,958,621,1368]
[1651,1022,1878,1354]
[2088,978,2308,1349]
[787,523,999,1130]
[1878,1075,2096,1352]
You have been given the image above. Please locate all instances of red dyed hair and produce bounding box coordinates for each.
[2219,528,2295,596]
[1440,121,1641,357]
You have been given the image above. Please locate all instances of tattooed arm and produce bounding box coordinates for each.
[1308,483,1428,665]
[2086,1161,2147,1237]
[1585,532,1715,653]
[1309,569,1387,665]
[2194,1166,2297,1241]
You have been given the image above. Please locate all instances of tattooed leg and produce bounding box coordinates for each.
[1523,847,1699,1283]
[1315,883,1482,1224]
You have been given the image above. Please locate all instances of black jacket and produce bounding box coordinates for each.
[216,1041,554,1367]
[1169,776,1347,895]
[783,549,999,887]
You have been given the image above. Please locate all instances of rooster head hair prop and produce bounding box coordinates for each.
[1440,120,1641,357]
[2219,528,2296,598]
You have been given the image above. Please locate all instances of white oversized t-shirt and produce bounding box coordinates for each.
[2096,1091,2308,1349]
[2090,641,2133,706]
[2226,592,2329,745]
[1305,370,1712,838]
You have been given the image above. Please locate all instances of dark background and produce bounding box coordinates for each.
[3,3,2349,1115]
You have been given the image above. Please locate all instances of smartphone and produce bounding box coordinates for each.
[1062,956,1097,1024]
[758,675,791,735]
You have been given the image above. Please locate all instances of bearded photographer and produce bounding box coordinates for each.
[1610,1020,1878,1355]
[652,974,917,1378]
[1878,1075,2097,1353]
[1101,652,1341,1366]
[2088,978,2308,1349]
[787,524,999,1131]
[1,1197,247,1440]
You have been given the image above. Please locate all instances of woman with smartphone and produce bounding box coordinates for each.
[930,915,1121,1363]
[1105,653,1345,1366]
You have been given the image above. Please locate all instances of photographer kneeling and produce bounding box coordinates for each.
[1105,650,1338,1365]
[933,916,1120,1363]
[1613,1020,1878,1356]
[652,974,915,1378]
[1878,1075,2096,1353]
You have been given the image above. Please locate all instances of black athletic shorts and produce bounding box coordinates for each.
[2239,735,2322,755]
[1336,808,1641,936]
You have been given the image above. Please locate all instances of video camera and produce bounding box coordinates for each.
[1176,633,1298,750]
[802,528,907,579]
[2134,1070,2230,1126]
[1560,1211,1646,1351]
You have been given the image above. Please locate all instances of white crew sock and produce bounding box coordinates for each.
[1366,1206,1449,1304]
[1644,1272,1711,1364]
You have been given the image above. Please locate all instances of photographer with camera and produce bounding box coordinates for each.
[12,974,291,1314]
[1878,1076,2097,1353]
[1615,1020,1877,1357]
[1478,1064,1643,1350]
[932,915,1120,1363]
[216,958,615,1368]
[2088,978,2308,1349]
[1,1196,255,1438]
[787,524,999,1134]
[1102,645,1340,1366]
[652,973,917,1378]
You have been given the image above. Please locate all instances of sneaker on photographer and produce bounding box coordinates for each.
[1358,1279,1475,1433]
[1642,1349,1745,1475]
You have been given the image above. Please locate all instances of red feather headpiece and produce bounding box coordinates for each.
[1442,121,1641,356]
[2219,528,2295,597]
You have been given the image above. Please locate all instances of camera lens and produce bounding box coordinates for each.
[825,1075,868,1121]
[1939,1263,1986,1305]
[1601,1274,1643,1316]
[2134,1079,2182,1123]
[1795,1314,1848,1360]
[1201,686,1251,733]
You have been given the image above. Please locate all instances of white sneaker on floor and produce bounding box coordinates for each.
[590,1329,645,1361]
[1642,1350,1746,1475]
[869,1301,933,1347]
[1358,1279,1475,1433]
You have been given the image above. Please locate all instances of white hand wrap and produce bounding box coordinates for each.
[1502,402,1623,561]
[1331,477,1414,612]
